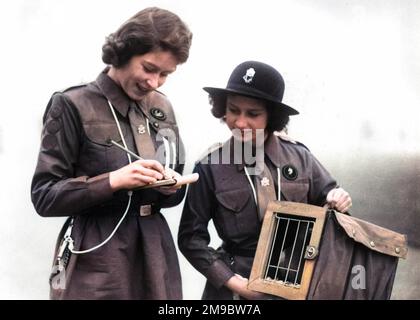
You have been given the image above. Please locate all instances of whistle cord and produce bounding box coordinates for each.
[67,100,133,254]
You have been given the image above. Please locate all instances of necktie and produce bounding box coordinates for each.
[254,163,277,221]
[127,101,156,160]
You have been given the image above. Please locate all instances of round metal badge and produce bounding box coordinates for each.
[150,108,166,121]
[282,165,298,181]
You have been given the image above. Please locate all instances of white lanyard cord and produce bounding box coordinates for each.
[277,167,281,201]
[244,166,281,207]
[108,101,132,164]
[68,194,132,254]
[67,101,133,254]
[244,166,258,205]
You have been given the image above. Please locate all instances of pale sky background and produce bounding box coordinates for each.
[0,0,419,299]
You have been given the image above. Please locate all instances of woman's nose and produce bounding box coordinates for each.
[235,114,248,129]
[146,74,160,90]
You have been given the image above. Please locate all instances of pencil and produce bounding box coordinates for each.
[110,139,143,160]
[109,139,172,180]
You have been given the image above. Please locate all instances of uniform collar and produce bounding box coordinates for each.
[232,132,281,172]
[96,67,131,118]
[264,132,282,168]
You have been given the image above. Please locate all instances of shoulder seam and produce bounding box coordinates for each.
[274,131,310,151]
[58,83,88,93]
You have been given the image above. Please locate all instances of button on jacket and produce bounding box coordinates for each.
[31,69,185,299]
[178,133,337,299]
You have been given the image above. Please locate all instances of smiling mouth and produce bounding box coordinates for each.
[136,84,149,95]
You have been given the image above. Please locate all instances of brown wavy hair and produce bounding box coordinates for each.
[102,7,192,67]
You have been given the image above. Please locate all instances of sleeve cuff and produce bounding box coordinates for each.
[205,259,235,289]
[87,173,114,205]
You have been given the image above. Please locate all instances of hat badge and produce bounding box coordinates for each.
[243,68,256,84]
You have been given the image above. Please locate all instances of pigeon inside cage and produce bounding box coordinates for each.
[264,212,315,287]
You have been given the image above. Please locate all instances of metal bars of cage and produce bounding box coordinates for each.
[264,213,315,287]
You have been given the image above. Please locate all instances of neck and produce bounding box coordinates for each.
[107,67,121,87]
[253,130,270,147]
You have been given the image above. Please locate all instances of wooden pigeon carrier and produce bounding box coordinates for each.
[248,201,408,300]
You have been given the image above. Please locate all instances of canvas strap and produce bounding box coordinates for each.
[128,101,156,159]
[254,163,277,221]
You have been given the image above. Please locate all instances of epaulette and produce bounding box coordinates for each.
[274,131,310,151]
[196,142,224,164]
[59,83,88,93]
[274,131,297,144]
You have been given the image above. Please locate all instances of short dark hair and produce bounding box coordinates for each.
[102,7,192,67]
[209,93,290,133]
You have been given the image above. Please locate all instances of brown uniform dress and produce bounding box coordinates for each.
[31,69,185,300]
[178,133,337,299]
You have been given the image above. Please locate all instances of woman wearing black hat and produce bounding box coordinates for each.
[178,61,352,300]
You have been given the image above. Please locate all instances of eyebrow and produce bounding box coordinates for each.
[143,61,176,74]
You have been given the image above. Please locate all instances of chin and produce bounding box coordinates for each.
[131,87,149,100]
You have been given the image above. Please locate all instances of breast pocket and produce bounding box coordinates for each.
[80,123,129,175]
[83,122,127,146]
[214,189,254,238]
[281,179,310,203]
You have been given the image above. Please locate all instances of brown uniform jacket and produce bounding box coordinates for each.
[178,133,337,299]
[31,69,185,299]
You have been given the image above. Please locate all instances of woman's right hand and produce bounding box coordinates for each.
[225,274,268,300]
[109,159,165,191]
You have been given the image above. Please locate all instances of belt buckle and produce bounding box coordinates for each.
[139,205,152,217]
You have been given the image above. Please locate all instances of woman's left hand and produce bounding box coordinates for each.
[157,168,182,195]
[326,187,352,213]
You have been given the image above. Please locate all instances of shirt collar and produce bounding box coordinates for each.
[264,132,282,168]
[96,67,131,117]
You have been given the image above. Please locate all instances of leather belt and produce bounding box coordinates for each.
[128,204,160,217]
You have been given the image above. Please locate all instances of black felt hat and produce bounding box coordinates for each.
[203,61,299,115]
